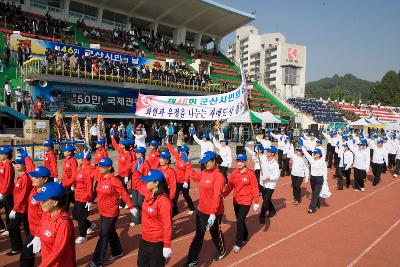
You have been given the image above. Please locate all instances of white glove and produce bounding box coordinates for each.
[163,247,172,259]
[84,149,91,159]
[9,210,16,220]
[85,202,92,211]
[124,177,129,184]
[130,207,139,218]
[71,185,75,191]
[207,214,216,229]
[27,236,41,254]
[182,182,188,189]
[253,204,260,212]
[53,178,59,183]
[0,193,4,201]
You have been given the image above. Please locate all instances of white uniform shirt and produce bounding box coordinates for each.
[271,133,287,150]
[256,136,271,150]
[193,134,214,157]
[368,141,388,165]
[259,155,280,189]
[338,147,354,170]
[212,137,232,168]
[302,147,328,181]
[288,152,310,178]
[134,128,147,148]
[245,147,260,170]
[347,142,370,171]
[303,138,317,152]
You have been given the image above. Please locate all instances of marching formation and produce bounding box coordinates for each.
[0,125,399,267]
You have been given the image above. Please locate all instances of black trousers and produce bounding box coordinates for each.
[260,187,276,218]
[218,166,229,184]
[281,157,290,176]
[8,212,30,251]
[291,175,304,202]
[17,102,23,112]
[337,167,352,189]
[372,163,385,186]
[389,154,396,168]
[72,201,92,237]
[394,159,400,175]
[326,143,332,162]
[0,194,14,230]
[20,233,35,267]
[354,168,366,190]
[333,152,339,168]
[137,239,165,267]
[63,189,75,213]
[187,211,225,263]
[90,135,98,150]
[233,203,250,247]
[132,190,144,224]
[172,183,195,216]
[255,169,262,193]
[309,176,323,211]
[6,93,11,107]
[277,149,283,169]
[327,144,334,168]
[92,216,123,266]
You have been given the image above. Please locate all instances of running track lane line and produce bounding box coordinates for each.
[227,179,400,267]
[347,218,400,267]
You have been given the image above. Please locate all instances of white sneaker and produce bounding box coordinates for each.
[187,210,194,215]
[354,189,360,192]
[130,222,136,227]
[124,205,129,209]
[87,223,96,235]
[361,188,365,192]
[232,245,241,253]
[393,174,398,177]
[1,230,9,236]
[119,205,124,209]
[75,236,87,244]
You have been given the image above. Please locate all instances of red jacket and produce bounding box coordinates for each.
[38,209,76,267]
[186,163,225,215]
[43,150,58,178]
[158,165,177,200]
[132,173,172,248]
[61,156,78,189]
[167,143,189,183]
[223,168,259,205]
[28,187,43,236]
[64,160,94,202]
[12,157,35,213]
[0,159,15,195]
[132,158,151,178]
[96,173,133,218]
[148,149,160,169]
[111,136,133,177]
[94,147,108,166]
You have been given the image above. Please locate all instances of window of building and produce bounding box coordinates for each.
[102,9,127,27]
[32,0,64,13]
[69,1,97,20]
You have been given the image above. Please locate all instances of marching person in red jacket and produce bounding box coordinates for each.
[148,140,160,169]
[132,169,172,267]
[20,166,51,266]
[93,138,108,166]
[0,146,15,235]
[167,142,195,216]
[64,150,96,245]
[60,144,78,212]
[42,140,58,182]
[185,151,226,266]
[6,151,34,256]
[111,135,133,208]
[33,182,76,267]
[88,157,136,267]
[130,146,150,227]
[223,153,260,253]
[158,151,177,201]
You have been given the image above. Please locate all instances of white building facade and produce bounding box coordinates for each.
[227,26,306,99]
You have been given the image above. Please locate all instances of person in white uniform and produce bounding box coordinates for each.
[270,128,287,169]
[287,146,309,205]
[192,132,214,170]
[212,136,232,183]
[336,143,354,190]
[347,139,370,192]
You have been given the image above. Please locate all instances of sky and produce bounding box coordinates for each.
[216,0,400,82]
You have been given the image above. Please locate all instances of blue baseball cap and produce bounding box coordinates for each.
[199,151,217,164]
[150,140,159,147]
[377,139,384,144]
[28,166,51,178]
[75,152,91,160]
[33,182,66,202]
[316,139,322,144]
[43,139,54,147]
[236,153,247,161]
[343,143,349,148]
[0,146,13,154]
[141,169,165,183]
[12,156,25,165]
[220,138,229,144]
[61,144,75,152]
[134,147,146,153]
[266,146,278,154]
[310,132,315,136]
[313,148,322,155]
[96,138,106,145]
[343,136,349,141]
[201,133,209,139]
[264,133,271,138]
[178,145,190,152]
[160,151,171,159]
[357,140,366,146]
[98,157,113,167]
[359,134,364,138]
[120,139,131,146]
[256,144,264,152]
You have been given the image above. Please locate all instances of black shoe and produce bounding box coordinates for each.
[107,252,123,261]
[185,261,198,267]
[307,209,316,213]
[6,250,20,256]
[87,262,102,267]
[337,187,343,190]
[213,250,226,261]
[259,217,265,224]
[267,211,276,218]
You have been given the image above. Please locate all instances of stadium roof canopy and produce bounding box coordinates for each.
[78,0,255,42]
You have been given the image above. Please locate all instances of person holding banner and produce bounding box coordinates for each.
[166,142,195,216]
[185,151,226,266]
[63,150,95,245]
[0,146,15,235]
[192,132,214,171]
[60,144,78,212]
[6,152,34,256]
[223,153,259,253]
[148,140,160,169]
[212,136,232,184]
[42,139,58,182]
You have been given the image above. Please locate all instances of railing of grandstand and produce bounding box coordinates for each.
[31,2,64,14]
[69,11,97,22]
[20,58,230,94]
